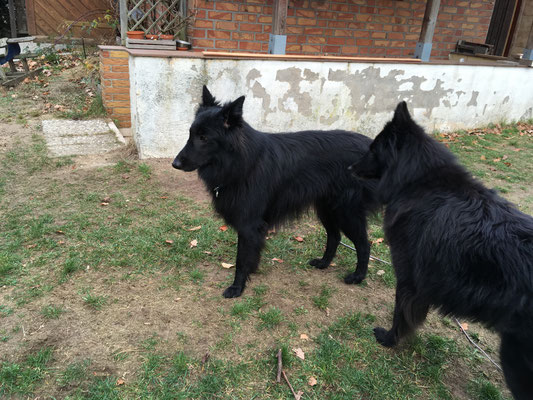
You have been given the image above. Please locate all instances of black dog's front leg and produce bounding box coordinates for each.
[223,227,266,298]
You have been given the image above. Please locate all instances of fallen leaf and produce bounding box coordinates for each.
[376,270,385,276]
[221,262,234,269]
[203,251,212,255]
[502,155,508,160]
[292,347,305,360]
[480,155,486,160]
[372,238,384,245]
[219,225,228,232]
[201,352,210,364]
[493,158,501,162]
[116,378,125,386]
[100,202,109,206]
[294,236,304,242]
[300,333,309,341]
[187,226,202,231]
[26,244,37,248]
[165,240,174,244]
[295,391,303,400]
[272,258,284,263]
[325,307,330,317]
[190,239,198,248]
[308,376,318,386]
[460,322,469,331]
[504,162,512,167]
[101,197,111,203]
[160,196,168,199]
[56,230,65,235]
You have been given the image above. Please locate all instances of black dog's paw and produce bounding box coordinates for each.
[223,285,244,298]
[373,327,396,347]
[344,272,365,284]
[309,258,329,269]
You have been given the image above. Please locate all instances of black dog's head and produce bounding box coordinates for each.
[172,86,245,172]
[349,101,417,180]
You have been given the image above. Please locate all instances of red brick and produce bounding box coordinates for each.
[216,21,238,30]
[111,65,129,72]
[240,23,262,32]
[101,51,110,58]
[190,29,206,38]
[111,80,129,88]
[104,87,130,94]
[208,12,232,20]
[208,30,231,39]
[216,2,239,11]
[371,32,386,39]
[113,94,130,101]
[287,26,304,34]
[353,30,370,38]
[194,39,214,47]
[239,41,262,51]
[387,32,404,40]
[233,32,254,40]
[104,58,128,65]
[255,33,270,41]
[330,4,349,12]
[258,16,272,23]
[386,48,403,56]
[356,39,373,46]
[305,28,324,35]
[286,44,302,52]
[196,0,214,9]
[103,72,129,80]
[341,46,358,54]
[327,37,345,45]
[196,20,213,29]
[242,5,262,13]
[297,18,316,26]
[111,107,130,115]
[301,45,321,53]
[296,9,315,18]
[106,100,130,108]
[215,40,238,49]
[308,36,326,44]
[323,45,341,53]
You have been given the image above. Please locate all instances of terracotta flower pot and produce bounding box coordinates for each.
[159,34,174,40]
[127,31,144,40]
[145,34,159,40]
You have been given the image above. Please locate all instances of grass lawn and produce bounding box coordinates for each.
[1,55,532,399]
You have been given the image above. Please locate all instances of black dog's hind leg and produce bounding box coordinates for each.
[223,224,266,298]
[374,280,429,347]
[500,332,533,400]
[340,210,371,284]
[309,203,341,270]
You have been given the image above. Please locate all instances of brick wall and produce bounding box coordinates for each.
[99,47,131,128]
[189,0,495,59]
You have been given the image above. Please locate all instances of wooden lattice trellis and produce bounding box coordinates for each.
[120,0,191,41]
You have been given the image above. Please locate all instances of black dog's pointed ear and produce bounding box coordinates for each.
[392,101,412,125]
[201,85,217,107]
[221,95,245,129]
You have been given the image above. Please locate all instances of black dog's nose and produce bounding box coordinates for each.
[172,159,182,170]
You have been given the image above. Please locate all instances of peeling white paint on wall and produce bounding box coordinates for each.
[129,55,533,158]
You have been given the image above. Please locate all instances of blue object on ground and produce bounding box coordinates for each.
[0,42,21,65]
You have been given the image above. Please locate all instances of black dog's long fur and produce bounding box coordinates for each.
[350,102,533,399]
[173,86,378,298]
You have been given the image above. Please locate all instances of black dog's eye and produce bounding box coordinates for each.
[198,135,207,142]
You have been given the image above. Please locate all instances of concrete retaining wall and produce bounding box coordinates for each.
[129,54,533,158]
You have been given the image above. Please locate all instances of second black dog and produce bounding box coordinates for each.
[173,86,379,298]
[350,102,533,399]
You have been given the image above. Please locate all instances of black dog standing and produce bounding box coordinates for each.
[173,86,378,298]
[351,102,533,399]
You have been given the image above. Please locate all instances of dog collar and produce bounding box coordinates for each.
[213,185,221,198]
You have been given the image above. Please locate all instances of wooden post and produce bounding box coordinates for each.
[523,22,533,62]
[8,0,17,37]
[414,0,441,61]
[120,0,128,46]
[269,0,288,54]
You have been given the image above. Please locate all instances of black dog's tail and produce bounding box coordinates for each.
[500,332,533,399]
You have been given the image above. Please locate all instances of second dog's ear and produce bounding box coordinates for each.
[201,85,217,107]
[222,96,245,129]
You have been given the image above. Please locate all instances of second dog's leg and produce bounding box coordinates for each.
[374,280,429,347]
[500,332,533,400]
[223,226,265,298]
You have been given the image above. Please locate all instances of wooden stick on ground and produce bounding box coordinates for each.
[282,371,303,400]
[276,349,282,383]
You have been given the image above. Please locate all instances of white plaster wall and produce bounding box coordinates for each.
[129,56,533,158]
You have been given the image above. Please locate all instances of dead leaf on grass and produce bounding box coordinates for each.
[293,236,304,242]
[116,378,125,386]
[292,348,305,360]
[221,262,234,269]
[272,258,284,263]
[189,239,198,248]
[165,240,174,244]
[376,270,385,276]
[300,333,309,341]
[187,226,202,231]
[308,376,317,386]
[219,225,228,231]
[460,322,469,331]
[372,238,384,245]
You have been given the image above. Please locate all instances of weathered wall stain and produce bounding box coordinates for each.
[276,67,313,117]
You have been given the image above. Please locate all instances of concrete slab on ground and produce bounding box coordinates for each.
[42,119,126,157]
